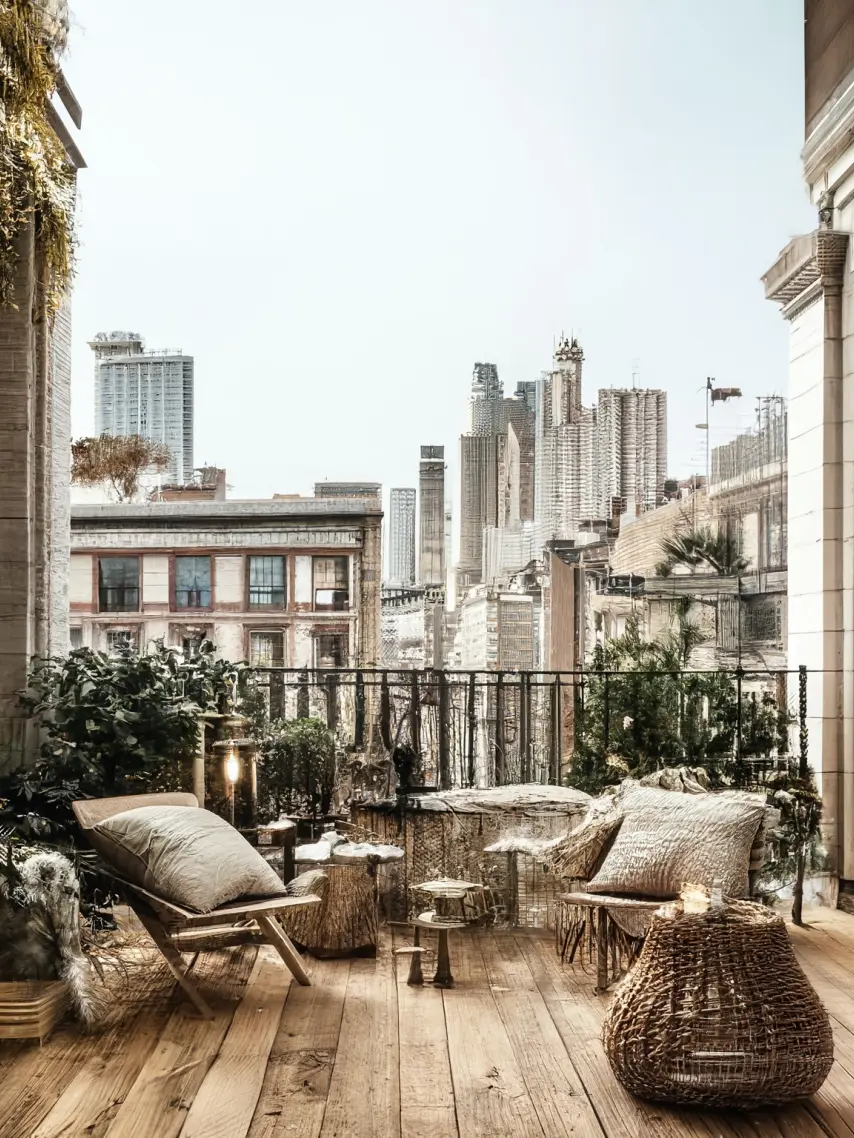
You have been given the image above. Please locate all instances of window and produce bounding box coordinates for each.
[69,627,83,649]
[313,556,348,611]
[249,556,286,609]
[98,557,139,612]
[249,631,285,669]
[315,632,346,667]
[174,556,211,609]
[105,628,138,656]
[171,625,210,658]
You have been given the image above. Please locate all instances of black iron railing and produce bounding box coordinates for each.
[248,665,808,791]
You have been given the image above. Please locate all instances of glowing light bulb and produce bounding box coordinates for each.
[225,750,240,784]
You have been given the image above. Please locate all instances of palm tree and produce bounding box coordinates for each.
[656,525,750,577]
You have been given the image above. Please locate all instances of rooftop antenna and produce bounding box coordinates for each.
[631,358,640,390]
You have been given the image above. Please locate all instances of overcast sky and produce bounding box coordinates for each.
[64,0,812,512]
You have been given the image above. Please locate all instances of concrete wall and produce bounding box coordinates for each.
[610,490,710,579]
[0,220,75,770]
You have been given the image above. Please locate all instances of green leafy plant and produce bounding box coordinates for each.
[568,613,789,795]
[0,0,76,309]
[256,717,337,822]
[1,641,247,839]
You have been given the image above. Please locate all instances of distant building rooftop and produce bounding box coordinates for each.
[71,497,383,525]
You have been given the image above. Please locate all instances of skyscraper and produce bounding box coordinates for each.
[534,336,598,541]
[534,336,669,540]
[596,388,668,517]
[459,364,536,592]
[418,446,445,587]
[470,362,501,432]
[387,487,416,586]
[90,331,194,483]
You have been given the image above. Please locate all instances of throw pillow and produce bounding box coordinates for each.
[586,786,765,899]
[90,805,287,913]
[546,804,623,880]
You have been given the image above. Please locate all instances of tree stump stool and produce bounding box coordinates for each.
[279,862,377,958]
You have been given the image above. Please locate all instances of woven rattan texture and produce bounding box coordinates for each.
[601,900,834,1108]
[351,804,582,924]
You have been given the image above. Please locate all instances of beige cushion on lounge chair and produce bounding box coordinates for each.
[89,804,287,913]
[586,785,765,899]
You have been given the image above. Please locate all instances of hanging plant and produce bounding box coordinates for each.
[0,0,76,309]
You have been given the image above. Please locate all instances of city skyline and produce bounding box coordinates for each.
[64,0,809,508]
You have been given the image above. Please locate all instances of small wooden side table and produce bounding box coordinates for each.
[410,914,467,988]
[556,892,665,993]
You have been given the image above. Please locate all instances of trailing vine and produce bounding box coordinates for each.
[0,0,75,309]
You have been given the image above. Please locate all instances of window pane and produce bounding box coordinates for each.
[315,633,345,667]
[313,557,348,610]
[249,556,286,609]
[105,628,137,655]
[249,631,284,668]
[98,557,139,612]
[174,556,211,609]
[69,627,83,649]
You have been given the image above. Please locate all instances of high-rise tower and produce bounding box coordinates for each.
[387,487,416,586]
[418,446,446,587]
[90,331,194,484]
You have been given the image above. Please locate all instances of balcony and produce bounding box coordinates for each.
[3,911,854,1138]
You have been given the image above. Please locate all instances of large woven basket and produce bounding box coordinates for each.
[601,899,834,1108]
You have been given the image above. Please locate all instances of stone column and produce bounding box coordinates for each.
[764,229,849,875]
[0,221,38,773]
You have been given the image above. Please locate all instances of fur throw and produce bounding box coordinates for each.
[0,849,108,1027]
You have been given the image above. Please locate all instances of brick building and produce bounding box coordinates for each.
[68,498,382,669]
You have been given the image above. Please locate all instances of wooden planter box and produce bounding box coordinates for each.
[0,981,69,1044]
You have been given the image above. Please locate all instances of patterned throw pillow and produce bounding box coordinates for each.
[586,785,765,899]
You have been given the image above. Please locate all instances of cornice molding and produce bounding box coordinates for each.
[762,229,849,318]
[803,71,854,185]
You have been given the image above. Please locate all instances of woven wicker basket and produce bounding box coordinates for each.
[601,899,834,1108]
[0,981,69,1044]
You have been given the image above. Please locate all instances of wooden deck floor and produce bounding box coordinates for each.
[3,908,854,1138]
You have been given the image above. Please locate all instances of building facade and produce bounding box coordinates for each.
[454,585,535,671]
[418,446,445,587]
[0,37,83,771]
[762,0,854,883]
[91,332,194,484]
[387,487,416,586]
[68,498,382,670]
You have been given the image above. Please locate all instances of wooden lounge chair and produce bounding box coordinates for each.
[72,792,322,1019]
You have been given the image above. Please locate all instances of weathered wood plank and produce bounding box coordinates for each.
[516,935,743,1138]
[178,948,291,1138]
[480,934,604,1138]
[248,956,350,1138]
[0,960,173,1138]
[104,948,257,1138]
[393,929,457,1138]
[318,951,400,1138]
[31,1004,169,1138]
[442,932,544,1138]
